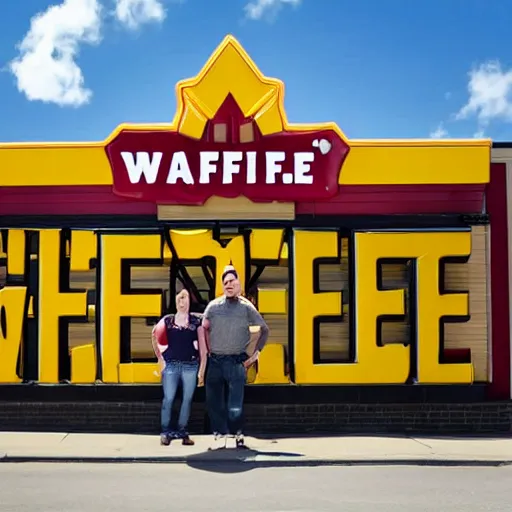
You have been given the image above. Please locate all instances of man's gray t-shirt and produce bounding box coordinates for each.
[203,296,269,355]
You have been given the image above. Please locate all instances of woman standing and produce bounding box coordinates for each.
[152,289,207,446]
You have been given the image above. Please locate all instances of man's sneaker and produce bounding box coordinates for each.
[208,434,227,451]
[235,434,248,450]
[160,433,170,446]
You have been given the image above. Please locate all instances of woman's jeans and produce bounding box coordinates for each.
[161,361,198,437]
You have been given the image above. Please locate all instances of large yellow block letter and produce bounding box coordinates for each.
[293,230,343,384]
[0,287,27,383]
[100,234,162,383]
[39,230,88,383]
[353,233,411,384]
[355,231,473,385]
[249,229,289,385]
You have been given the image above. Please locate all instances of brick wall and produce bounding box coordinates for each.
[1,401,511,435]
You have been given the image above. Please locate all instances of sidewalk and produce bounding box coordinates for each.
[0,432,511,466]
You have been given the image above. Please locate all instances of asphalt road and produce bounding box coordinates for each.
[0,463,511,511]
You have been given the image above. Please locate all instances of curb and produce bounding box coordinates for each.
[0,455,511,467]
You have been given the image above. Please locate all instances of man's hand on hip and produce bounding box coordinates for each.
[244,350,260,368]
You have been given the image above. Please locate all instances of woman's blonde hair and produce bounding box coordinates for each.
[176,288,189,300]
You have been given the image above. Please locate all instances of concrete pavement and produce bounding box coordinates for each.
[0,432,511,466]
[2,464,512,512]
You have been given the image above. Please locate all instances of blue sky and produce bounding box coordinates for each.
[0,0,511,143]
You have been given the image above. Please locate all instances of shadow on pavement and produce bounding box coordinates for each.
[185,447,303,474]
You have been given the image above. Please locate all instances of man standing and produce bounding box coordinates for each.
[202,265,269,450]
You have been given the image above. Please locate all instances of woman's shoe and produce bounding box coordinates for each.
[177,429,194,446]
[182,436,195,446]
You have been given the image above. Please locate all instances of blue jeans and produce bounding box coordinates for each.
[205,354,247,436]
[161,361,198,437]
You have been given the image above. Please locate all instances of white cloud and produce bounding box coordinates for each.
[456,60,512,126]
[474,130,485,138]
[244,0,301,20]
[114,0,166,30]
[430,123,448,138]
[8,0,102,107]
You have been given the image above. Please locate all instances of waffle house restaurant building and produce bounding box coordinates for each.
[0,36,510,434]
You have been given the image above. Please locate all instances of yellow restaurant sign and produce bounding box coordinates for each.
[0,36,490,189]
[0,227,477,386]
